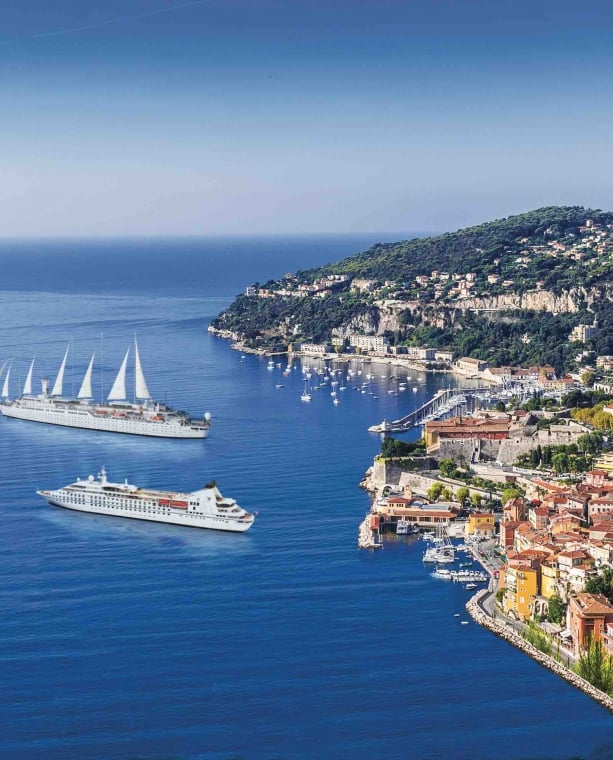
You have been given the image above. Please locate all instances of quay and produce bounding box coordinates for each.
[368,387,492,433]
[357,514,382,549]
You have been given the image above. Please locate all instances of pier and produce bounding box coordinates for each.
[368,387,492,433]
[357,514,382,549]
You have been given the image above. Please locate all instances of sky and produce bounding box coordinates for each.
[0,0,612,237]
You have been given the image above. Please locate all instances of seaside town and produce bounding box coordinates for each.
[209,207,613,708]
[356,351,613,707]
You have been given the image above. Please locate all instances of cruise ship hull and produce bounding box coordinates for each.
[0,402,208,439]
[40,493,252,532]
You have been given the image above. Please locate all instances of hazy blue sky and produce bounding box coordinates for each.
[1,0,612,237]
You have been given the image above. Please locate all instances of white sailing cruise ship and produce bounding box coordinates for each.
[37,467,255,532]
[0,340,211,439]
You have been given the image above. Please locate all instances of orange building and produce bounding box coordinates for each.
[568,593,613,655]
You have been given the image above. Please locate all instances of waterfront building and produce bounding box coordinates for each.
[348,335,389,353]
[503,564,540,621]
[456,356,489,374]
[466,512,496,538]
[568,593,613,656]
[424,417,511,450]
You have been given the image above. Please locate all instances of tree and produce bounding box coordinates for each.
[551,452,569,474]
[471,493,482,508]
[585,568,613,603]
[574,638,613,694]
[581,370,595,388]
[438,458,456,478]
[502,487,521,504]
[547,595,567,625]
[457,486,469,504]
[427,482,444,501]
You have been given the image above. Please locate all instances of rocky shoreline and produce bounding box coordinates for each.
[466,591,613,713]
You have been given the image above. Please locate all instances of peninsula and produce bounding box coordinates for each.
[211,206,613,375]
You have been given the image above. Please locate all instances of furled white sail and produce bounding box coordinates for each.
[23,358,35,396]
[134,339,151,400]
[51,346,70,397]
[77,353,95,399]
[107,348,130,401]
[1,363,11,398]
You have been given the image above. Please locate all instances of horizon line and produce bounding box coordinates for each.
[0,230,436,243]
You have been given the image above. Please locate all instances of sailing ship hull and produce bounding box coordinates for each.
[0,401,208,439]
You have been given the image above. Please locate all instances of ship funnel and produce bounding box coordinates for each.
[41,377,49,396]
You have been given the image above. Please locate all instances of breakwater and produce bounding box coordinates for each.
[466,591,613,714]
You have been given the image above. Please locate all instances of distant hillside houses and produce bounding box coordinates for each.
[569,323,600,343]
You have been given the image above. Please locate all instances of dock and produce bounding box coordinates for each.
[368,387,492,433]
[357,514,382,549]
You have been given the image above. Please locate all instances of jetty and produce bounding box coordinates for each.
[368,387,492,433]
[358,514,382,550]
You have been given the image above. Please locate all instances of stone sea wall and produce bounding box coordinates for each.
[466,591,613,714]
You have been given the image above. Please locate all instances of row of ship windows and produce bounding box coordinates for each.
[64,494,210,516]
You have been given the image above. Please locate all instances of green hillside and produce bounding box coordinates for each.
[211,206,613,371]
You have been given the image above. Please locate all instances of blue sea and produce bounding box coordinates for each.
[0,237,611,760]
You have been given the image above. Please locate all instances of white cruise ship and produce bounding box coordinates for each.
[0,340,211,439]
[37,467,255,532]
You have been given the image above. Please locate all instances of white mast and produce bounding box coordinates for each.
[77,353,96,399]
[23,358,35,396]
[51,345,70,397]
[134,338,151,400]
[1,363,11,398]
[107,348,130,402]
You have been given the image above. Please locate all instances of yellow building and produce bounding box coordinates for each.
[540,560,560,600]
[466,512,496,538]
[503,565,539,620]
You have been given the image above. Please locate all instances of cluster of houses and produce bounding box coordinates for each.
[494,470,613,657]
[244,220,613,307]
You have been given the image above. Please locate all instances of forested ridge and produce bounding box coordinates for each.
[212,206,613,371]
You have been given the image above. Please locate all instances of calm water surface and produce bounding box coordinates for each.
[0,239,611,759]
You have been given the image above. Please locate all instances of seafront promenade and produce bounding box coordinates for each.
[463,542,613,712]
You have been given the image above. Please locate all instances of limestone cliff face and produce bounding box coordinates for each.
[449,288,588,314]
[332,308,380,337]
[335,285,611,337]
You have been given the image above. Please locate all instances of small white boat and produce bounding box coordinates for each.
[333,397,340,406]
[275,384,284,389]
[396,518,410,535]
